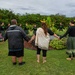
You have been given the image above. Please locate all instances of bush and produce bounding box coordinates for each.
[50,27,67,36]
[50,38,67,50]
[55,28,67,36]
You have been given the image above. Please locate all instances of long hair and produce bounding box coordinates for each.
[41,23,48,35]
[70,20,75,24]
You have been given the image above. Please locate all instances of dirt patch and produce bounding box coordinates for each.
[24,41,37,50]
[24,41,54,50]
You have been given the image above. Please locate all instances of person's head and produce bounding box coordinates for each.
[69,20,75,26]
[33,24,36,27]
[41,23,47,35]
[60,22,63,25]
[26,23,28,26]
[11,19,17,25]
[8,23,10,26]
[1,22,4,26]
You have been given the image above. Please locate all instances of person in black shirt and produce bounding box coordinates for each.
[24,23,29,34]
[58,22,64,31]
[1,22,6,37]
[60,20,75,60]
[33,24,37,34]
[29,23,59,63]
[6,23,10,29]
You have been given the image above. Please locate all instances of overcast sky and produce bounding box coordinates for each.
[0,0,75,17]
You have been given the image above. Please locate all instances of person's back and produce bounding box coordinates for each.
[68,26,75,37]
[60,20,75,60]
[35,27,50,50]
[4,19,29,65]
[6,25,25,50]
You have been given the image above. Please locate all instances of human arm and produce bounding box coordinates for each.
[60,27,69,39]
[4,32,8,41]
[53,33,59,39]
[19,27,30,41]
[28,35,36,43]
[48,28,59,39]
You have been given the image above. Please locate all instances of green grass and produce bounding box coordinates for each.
[0,41,75,75]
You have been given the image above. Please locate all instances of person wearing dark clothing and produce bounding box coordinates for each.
[1,22,6,37]
[60,20,75,60]
[4,19,30,65]
[33,24,37,34]
[29,23,59,63]
[6,23,10,29]
[58,22,64,31]
[0,31,3,42]
[24,23,29,34]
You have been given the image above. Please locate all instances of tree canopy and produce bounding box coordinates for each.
[0,9,75,29]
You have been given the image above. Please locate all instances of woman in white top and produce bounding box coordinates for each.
[29,23,59,63]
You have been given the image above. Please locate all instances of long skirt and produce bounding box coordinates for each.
[66,37,75,56]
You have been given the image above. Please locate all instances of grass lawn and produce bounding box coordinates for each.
[0,41,75,75]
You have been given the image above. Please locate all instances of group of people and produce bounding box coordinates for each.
[1,19,75,66]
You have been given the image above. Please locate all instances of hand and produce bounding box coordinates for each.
[28,35,35,43]
[28,40,32,44]
[2,38,4,41]
[57,36,60,40]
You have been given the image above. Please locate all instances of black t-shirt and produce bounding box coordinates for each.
[47,28,54,35]
[34,28,54,35]
[60,26,75,39]
[33,27,37,34]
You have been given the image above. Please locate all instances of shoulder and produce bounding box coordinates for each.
[68,26,73,29]
[36,27,43,33]
[47,28,52,32]
[37,27,43,31]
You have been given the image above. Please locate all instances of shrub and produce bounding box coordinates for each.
[50,38,67,50]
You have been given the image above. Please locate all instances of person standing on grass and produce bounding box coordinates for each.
[1,22,6,37]
[24,23,29,34]
[58,22,64,31]
[60,20,75,60]
[29,22,59,63]
[4,19,29,65]
[33,24,37,34]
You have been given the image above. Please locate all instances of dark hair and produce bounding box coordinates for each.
[11,19,17,25]
[41,23,48,35]
[70,20,75,24]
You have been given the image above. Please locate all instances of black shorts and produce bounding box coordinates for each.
[8,50,24,57]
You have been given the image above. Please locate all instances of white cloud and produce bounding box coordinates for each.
[0,0,75,17]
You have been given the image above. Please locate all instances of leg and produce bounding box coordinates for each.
[17,50,25,65]
[12,56,17,65]
[37,47,41,63]
[72,37,75,58]
[18,56,23,63]
[18,56,25,65]
[66,50,73,60]
[66,37,72,60]
[42,50,47,63]
[72,50,75,59]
